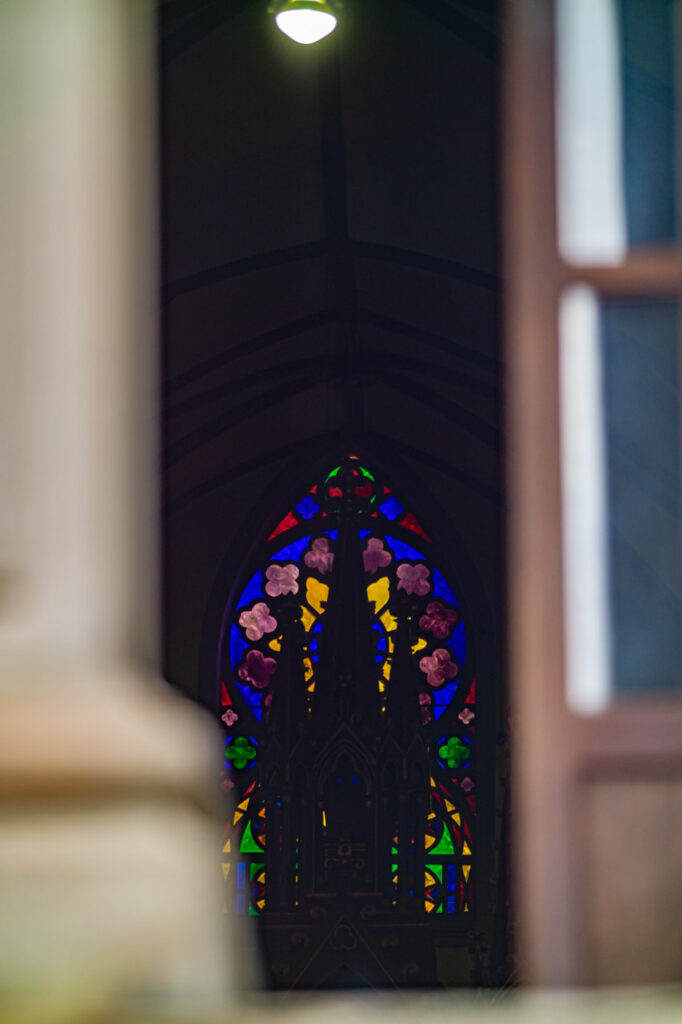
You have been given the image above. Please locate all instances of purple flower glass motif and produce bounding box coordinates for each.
[296,495,319,520]
[238,649,277,689]
[221,708,239,727]
[458,707,475,725]
[397,562,431,596]
[265,563,299,597]
[304,537,335,574]
[419,648,458,687]
[419,691,432,724]
[221,777,235,792]
[460,777,475,793]
[238,601,277,641]
[363,537,392,574]
[419,600,458,639]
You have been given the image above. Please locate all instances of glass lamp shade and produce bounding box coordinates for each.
[274,0,338,44]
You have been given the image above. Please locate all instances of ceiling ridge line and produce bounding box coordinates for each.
[162,239,331,305]
[166,354,344,420]
[165,309,337,395]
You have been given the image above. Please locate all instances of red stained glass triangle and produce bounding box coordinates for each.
[399,511,431,541]
[309,484,318,495]
[221,682,231,707]
[465,680,476,704]
[267,510,299,541]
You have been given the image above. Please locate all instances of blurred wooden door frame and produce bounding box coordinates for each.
[504,0,682,986]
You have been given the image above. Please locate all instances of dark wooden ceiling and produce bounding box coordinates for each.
[159,0,503,704]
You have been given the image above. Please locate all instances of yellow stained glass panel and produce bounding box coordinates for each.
[222,838,232,853]
[269,636,282,651]
[306,577,329,614]
[463,840,472,856]
[300,606,315,632]
[380,609,398,632]
[411,638,427,654]
[222,863,231,880]
[367,576,390,614]
[463,865,471,882]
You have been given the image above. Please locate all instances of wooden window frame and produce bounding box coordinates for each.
[505,0,682,986]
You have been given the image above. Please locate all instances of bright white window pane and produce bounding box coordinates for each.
[556,0,626,264]
[557,0,680,261]
[560,287,612,713]
[561,290,682,712]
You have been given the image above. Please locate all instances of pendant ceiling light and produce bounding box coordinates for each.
[272,0,339,44]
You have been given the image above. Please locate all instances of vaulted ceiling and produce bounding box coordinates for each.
[159,0,503,703]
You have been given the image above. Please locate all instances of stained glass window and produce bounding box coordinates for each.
[219,455,475,918]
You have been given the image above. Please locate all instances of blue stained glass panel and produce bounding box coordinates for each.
[296,496,319,519]
[446,896,456,913]
[384,535,424,561]
[230,624,248,671]
[432,568,459,606]
[433,681,458,719]
[359,529,371,539]
[236,570,263,609]
[272,535,311,562]
[236,682,263,720]
[236,894,246,915]
[323,529,338,541]
[448,622,466,663]
[237,863,246,889]
[446,865,457,891]
[379,496,404,520]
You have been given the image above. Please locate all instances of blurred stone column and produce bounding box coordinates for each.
[0,1,235,1015]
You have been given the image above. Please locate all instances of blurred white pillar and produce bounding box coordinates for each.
[0,1,236,1015]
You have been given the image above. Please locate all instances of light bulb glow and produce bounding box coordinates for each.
[275,8,337,44]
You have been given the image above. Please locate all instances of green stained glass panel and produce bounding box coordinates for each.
[427,863,443,883]
[429,827,455,857]
[240,819,262,854]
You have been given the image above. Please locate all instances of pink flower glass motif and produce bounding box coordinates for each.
[238,649,277,689]
[304,537,335,574]
[238,601,277,641]
[221,777,235,792]
[221,708,238,727]
[460,777,475,793]
[397,562,431,596]
[265,563,299,597]
[458,707,475,725]
[419,600,458,639]
[419,647,458,688]
[363,537,392,574]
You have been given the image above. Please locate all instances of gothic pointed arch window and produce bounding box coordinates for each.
[217,454,480,985]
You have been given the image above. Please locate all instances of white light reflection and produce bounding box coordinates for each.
[556,0,627,263]
[560,287,612,714]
